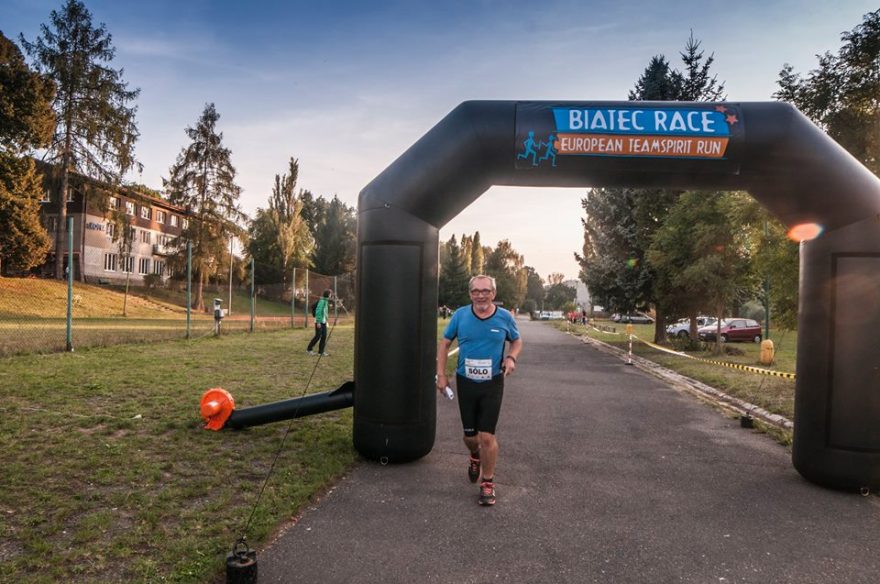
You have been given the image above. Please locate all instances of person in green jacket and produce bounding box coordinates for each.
[307,289,332,356]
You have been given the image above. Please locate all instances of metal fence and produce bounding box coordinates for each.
[0,247,355,357]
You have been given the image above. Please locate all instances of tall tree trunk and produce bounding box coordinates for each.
[653,305,667,344]
[195,271,205,312]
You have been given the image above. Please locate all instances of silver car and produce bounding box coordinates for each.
[666,316,716,338]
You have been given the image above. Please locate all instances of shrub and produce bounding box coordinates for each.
[143,273,163,289]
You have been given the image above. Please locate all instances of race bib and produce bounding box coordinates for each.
[464,358,492,381]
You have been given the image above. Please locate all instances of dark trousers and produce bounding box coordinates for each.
[308,322,327,353]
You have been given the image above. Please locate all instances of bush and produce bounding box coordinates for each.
[739,300,766,322]
[143,273,163,289]
[670,336,701,352]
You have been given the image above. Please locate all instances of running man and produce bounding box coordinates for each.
[436,275,523,506]
[517,131,540,166]
[538,133,558,167]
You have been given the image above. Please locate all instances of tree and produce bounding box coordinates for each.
[0,32,55,155]
[311,195,356,275]
[165,103,245,311]
[579,33,726,341]
[471,231,484,274]
[544,282,577,310]
[775,9,880,175]
[460,234,473,274]
[524,266,545,310]
[21,0,140,279]
[737,199,800,331]
[438,235,470,307]
[484,239,526,309]
[247,158,314,285]
[576,187,650,315]
[547,272,566,286]
[0,32,55,274]
[647,191,757,352]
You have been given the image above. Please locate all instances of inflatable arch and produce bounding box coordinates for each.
[355,101,880,492]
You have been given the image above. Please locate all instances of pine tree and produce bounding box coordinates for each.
[628,56,681,101]
[438,235,470,307]
[0,32,54,274]
[165,103,245,311]
[21,0,140,279]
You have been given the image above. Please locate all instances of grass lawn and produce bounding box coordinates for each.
[0,277,350,357]
[548,319,798,441]
[0,324,357,583]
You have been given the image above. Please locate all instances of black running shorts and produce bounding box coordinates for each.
[455,373,504,436]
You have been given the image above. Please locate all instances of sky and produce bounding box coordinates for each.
[2,0,877,280]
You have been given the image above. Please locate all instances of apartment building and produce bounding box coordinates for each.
[38,167,190,285]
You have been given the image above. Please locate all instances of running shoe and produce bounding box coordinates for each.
[467,456,480,483]
[478,480,496,506]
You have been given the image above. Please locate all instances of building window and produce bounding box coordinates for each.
[182,218,189,230]
[121,256,134,273]
[109,196,120,209]
[153,260,165,275]
[125,200,135,215]
[106,222,116,238]
[46,216,58,232]
[138,258,150,275]
[140,206,152,220]
[155,210,166,224]
[41,190,51,203]
[103,253,118,271]
[141,230,151,244]
[170,214,179,228]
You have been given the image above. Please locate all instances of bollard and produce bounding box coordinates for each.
[759,339,775,365]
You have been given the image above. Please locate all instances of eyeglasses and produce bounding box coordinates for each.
[469,289,493,295]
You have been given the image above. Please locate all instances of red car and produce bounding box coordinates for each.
[698,318,762,343]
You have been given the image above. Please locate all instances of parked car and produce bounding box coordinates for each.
[698,318,762,343]
[666,316,716,339]
[537,310,565,320]
[616,312,654,324]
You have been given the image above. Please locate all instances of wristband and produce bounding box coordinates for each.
[505,355,516,363]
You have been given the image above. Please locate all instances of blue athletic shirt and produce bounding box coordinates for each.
[444,305,521,381]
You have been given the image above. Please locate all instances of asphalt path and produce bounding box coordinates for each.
[257,318,880,583]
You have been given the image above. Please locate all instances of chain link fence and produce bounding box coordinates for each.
[0,257,355,357]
